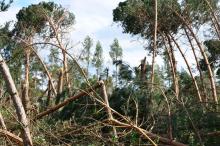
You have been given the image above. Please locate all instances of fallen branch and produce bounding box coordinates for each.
[106,119,187,146]
[35,83,102,120]
[99,80,118,138]
[0,129,23,146]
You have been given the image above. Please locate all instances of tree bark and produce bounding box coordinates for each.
[99,80,118,138]
[141,57,146,80]
[57,68,64,95]
[22,48,31,112]
[46,80,52,107]
[0,129,23,146]
[150,0,158,92]
[0,55,33,146]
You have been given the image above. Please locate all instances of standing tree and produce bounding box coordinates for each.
[82,35,93,75]
[113,0,181,97]
[14,2,57,111]
[92,41,103,78]
[13,2,75,110]
[109,38,123,86]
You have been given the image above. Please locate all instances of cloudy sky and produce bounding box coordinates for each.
[0,0,193,71]
[0,0,161,66]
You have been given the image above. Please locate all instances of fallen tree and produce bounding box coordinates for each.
[0,55,33,146]
[35,83,102,120]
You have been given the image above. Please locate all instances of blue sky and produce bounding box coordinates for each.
[0,0,193,71]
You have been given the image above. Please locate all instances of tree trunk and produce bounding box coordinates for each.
[45,14,71,92]
[184,28,207,102]
[0,55,33,146]
[172,9,218,104]
[141,57,146,80]
[100,80,118,138]
[22,48,31,112]
[0,129,23,146]
[32,48,57,96]
[166,35,179,98]
[62,49,71,91]
[57,68,64,94]
[46,80,52,107]
[170,34,202,102]
[150,0,158,92]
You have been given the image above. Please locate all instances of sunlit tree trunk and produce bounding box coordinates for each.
[100,80,118,138]
[0,55,33,146]
[22,47,31,112]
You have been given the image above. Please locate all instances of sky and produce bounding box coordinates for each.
[0,0,195,72]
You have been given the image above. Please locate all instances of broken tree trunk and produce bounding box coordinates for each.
[0,55,33,146]
[99,80,118,138]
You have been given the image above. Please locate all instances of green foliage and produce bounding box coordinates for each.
[1,1,220,145]
[200,40,220,80]
[182,0,219,26]
[14,1,75,37]
[118,63,133,82]
[92,41,103,76]
[109,38,123,62]
[113,0,181,39]
[82,35,93,74]
[0,0,13,12]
